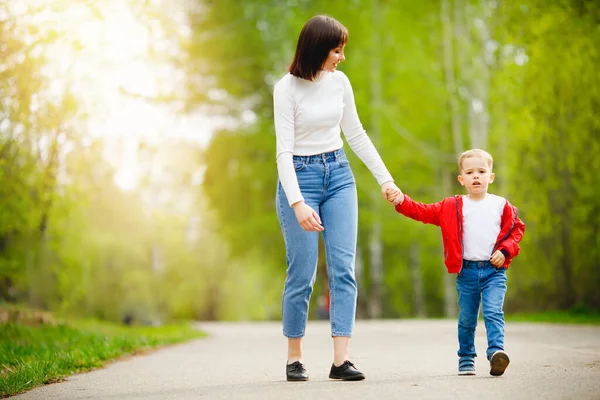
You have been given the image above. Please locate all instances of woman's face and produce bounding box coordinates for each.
[321,44,345,72]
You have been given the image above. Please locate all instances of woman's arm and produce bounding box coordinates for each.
[274,77,303,207]
[339,72,395,187]
[274,77,323,232]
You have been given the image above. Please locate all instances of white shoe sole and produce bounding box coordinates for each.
[458,370,476,376]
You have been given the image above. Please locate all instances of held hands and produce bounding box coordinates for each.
[382,182,404,206]
[490,250,506,267]
[293,182,404,232]
[292,201,324,232]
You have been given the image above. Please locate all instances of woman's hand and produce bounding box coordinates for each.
[292,201,324,232]
[386,188,404,206]
[381,182,404,205]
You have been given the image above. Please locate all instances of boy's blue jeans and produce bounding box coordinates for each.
[276,149,358,338]
[456,260,508,360]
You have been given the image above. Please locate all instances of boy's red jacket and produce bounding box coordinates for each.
[395,194,525,273]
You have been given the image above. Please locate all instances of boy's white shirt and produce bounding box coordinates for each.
[462,194,506,261]
[273,70,393,207]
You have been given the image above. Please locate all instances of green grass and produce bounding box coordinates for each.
[506,310,600,325]
[0,309,205,398]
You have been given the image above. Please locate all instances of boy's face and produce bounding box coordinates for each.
[458,156,495,198]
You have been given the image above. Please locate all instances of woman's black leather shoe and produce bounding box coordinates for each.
[329,360,365,381]
[286,361,308,381]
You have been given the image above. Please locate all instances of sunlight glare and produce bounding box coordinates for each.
[13,0,202,192]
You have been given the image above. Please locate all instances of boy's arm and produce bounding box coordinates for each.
[394,194,442,227]
[498,203,526,259]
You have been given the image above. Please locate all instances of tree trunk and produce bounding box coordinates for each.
[557,121,575,308]
[441,0,460,318]
[367,0,384,319]
[442,0,464,157]
[559,215,575,308]
[355,245,366,318]
[409,242,426,317]
[442,165,457,317]
[472,0,492,149]
[368,223,383,318]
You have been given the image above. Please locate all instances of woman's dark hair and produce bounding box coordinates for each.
[288,15,348,81]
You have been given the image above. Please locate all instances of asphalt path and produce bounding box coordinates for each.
[13,320,600,399]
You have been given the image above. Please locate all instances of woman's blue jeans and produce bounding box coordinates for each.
[276,148,358,338]
[456,260,508,360]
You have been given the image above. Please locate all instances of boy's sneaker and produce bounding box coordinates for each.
[489,350,510,376]
[458,356,476,376]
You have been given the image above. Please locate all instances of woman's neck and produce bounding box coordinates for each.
[314,70,326,81]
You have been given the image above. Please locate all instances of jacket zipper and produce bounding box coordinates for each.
[494,208,518,252]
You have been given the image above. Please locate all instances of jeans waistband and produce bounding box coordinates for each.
[462,260,494,269]
[293,148,345,164]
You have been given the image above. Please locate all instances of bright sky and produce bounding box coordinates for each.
[7,0,216,191]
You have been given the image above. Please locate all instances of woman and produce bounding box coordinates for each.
[274,15,401,382]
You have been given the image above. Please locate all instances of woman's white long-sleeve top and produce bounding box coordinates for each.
[273,70,394,207]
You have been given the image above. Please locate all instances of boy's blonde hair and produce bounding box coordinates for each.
[458,149,494,172]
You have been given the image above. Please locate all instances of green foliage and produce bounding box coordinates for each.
[493,0,600,311]
[188,0,600,317]
[1,0,598,323]
[506,309,600,325]
[0,2,78,303]
[0,1,258,324]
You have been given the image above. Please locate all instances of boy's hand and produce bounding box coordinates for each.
[386,188,404,206]
[381,182,401,201]
[490,250,506,267]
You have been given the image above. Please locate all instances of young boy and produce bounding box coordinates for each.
[388,149,525,376]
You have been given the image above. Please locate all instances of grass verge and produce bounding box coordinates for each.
[506,310,600,325]
[0,306,204,398]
